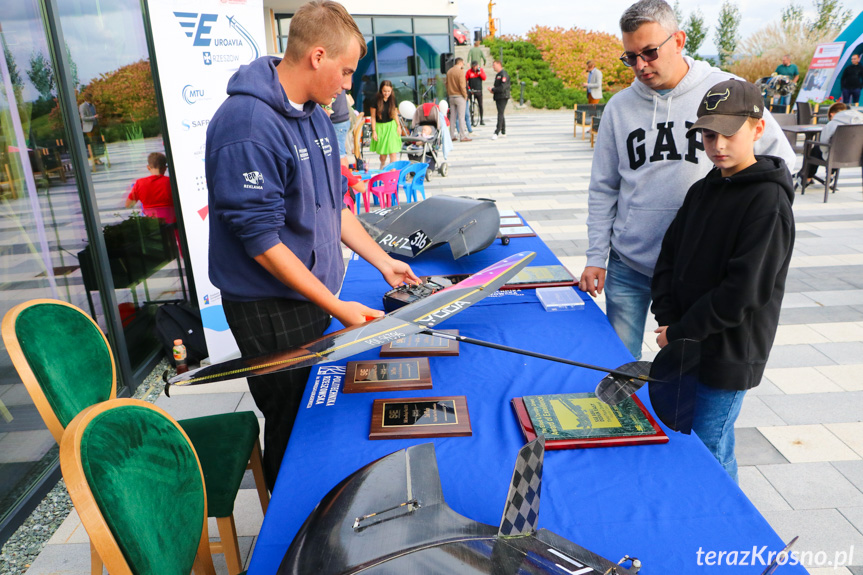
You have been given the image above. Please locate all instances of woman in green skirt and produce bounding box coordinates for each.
[370,80,404,168]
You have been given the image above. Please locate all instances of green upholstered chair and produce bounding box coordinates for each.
[2,299,268,575]
[61,398,244,575]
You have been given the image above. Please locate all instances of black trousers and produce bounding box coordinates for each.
[223,297,330,491]
[495,98,508,135]
[473,91,484,122]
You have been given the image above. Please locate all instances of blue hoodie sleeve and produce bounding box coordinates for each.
[209,140,291,258]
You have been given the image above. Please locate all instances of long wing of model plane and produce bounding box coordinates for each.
[164,251,537,393]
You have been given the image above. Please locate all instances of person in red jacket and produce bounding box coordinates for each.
[466,61,487,126]
[125,152,175,224]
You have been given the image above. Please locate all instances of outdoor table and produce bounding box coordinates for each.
[783,124,823,144]
[246,234,805,574]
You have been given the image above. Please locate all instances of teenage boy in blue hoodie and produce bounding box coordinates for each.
[651,80,795,482]
[206,0,418,490]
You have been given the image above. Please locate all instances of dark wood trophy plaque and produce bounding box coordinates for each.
[343,358,432,393]
[379,329,459,357]
[370,396,471,440]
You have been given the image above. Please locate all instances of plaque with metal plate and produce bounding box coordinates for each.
[500,216,524,227]
[511,392,667,449]
[343,358,432,393]
[499,225,536,238]
[370,396,471,439]
[379,329,459,357]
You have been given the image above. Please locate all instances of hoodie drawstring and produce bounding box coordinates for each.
[651,94,658,131]
[666,95,673,126]
[309,119,336,209]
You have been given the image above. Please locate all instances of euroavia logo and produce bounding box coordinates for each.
[182,85,209,105]
[243,171,264,189]
[173,12,260,64]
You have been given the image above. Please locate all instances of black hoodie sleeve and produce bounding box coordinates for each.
[665,190,794,343]
[651,185,695,326]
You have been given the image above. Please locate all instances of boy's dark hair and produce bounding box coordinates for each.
[828,102,848,117]
[148,152,167,174]
[454,57,464,65]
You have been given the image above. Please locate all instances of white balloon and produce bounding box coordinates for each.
[399,100,417,119]
[438,99,448,113]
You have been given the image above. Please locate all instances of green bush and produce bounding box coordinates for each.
[483,37,592,109]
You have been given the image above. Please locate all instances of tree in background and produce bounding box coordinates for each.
[3,44,24,102]
[728,0,852,88]
[715,1,741,69]
[672,1,684,26]
[27,51,55,101]
[683,10,708,59]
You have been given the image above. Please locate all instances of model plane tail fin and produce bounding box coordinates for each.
[498,437,544,537]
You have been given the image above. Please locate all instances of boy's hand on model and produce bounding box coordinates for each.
[654,326,669,348]
[333,301,384,327]
[578,266,606,297]
[379,257,420,287]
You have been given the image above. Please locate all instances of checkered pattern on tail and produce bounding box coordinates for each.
[498,437,545,537]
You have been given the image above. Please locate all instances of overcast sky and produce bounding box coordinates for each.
[455,0,852,56]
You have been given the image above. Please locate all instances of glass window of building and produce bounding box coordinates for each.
[413,18,449,35]
[0,0,181,536]
[373,17,412,35]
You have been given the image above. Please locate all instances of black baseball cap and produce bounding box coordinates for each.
[687,79,764,137]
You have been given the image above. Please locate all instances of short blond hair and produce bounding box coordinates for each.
[284,1,366,64]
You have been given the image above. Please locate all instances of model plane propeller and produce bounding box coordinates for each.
[165,251,699,432]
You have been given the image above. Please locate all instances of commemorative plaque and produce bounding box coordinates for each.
[343,358,432,393]
[499,225,536,238]
[370,396,471,439]
[511,392,667,450]
[500,216,524,227]
[379,329,459,357]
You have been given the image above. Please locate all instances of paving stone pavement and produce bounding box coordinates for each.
[23,108,863,573]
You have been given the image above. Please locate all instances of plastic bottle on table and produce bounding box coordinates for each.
[173,339,188,374]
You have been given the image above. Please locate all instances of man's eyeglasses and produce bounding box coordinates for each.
[619,33,675,67]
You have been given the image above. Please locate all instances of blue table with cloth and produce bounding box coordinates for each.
[246,234,804,574]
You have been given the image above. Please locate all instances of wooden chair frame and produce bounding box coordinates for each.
[60,399,217,575]
[2,299,268,575]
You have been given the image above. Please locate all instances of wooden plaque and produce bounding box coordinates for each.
[379,329,459,357]
[500,216,524,227]
[370,396,471,440]
[499,225,536,238]
[343,358,432,393]
[511,394,667,450]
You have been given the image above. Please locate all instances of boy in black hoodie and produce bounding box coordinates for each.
[651,80,795,482]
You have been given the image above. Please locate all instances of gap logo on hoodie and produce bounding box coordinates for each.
[625,121,704,170]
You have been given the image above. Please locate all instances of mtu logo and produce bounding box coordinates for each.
[182,85,208,105]
[243,171,264,188]
[174,12,218,47]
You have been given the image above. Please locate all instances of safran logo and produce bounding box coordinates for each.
[243,171,264,189]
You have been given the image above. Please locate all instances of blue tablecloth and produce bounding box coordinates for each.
[247,235,804,574]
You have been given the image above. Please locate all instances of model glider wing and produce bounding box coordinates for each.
[166,251,536,391]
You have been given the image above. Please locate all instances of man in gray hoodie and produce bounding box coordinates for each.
[578,0,796,360]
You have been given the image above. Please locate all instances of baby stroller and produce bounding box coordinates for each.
[402,103,448,179]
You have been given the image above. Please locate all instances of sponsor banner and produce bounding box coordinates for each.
[146,0,264,361]
[797,42,846,105]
